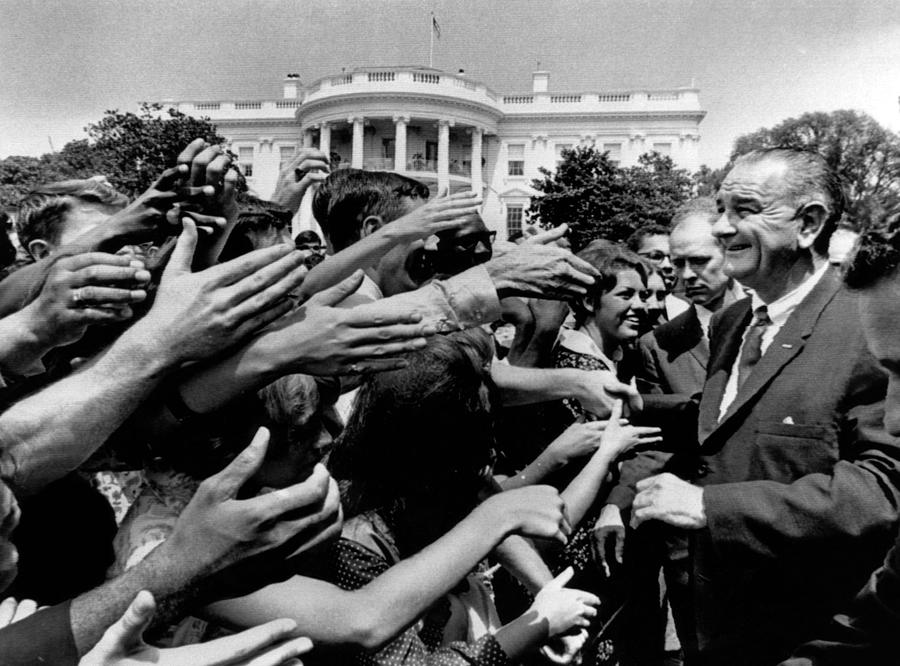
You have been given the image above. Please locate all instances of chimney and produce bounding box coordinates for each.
[283,74,301,99]
[532,70,549,93]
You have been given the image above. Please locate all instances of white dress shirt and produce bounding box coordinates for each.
[718,263,829,420]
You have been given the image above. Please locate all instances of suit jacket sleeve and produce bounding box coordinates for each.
[779,532,900,665]
[703,361,900,562]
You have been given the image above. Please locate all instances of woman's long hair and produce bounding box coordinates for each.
[329,329,496,556]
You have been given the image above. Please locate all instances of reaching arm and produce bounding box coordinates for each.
[206,485,568,650]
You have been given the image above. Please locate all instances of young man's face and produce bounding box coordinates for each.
[636,234,676,290]
[373,197,436,296]
[29,199,120,259]
[433,213,494,278]
[859,275,900,436]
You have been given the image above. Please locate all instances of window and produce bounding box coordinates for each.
[507,144,525,176]
[279,146,294,171]
[238,147,254,177]
[507,204,524,236]
[652,143,672,156]
[602,142,622,164]
[555,143,573,167]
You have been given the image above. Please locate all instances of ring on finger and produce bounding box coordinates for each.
[71,288,84,306]
[348,363,361,375]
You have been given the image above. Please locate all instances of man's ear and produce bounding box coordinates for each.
[27,239,51,260]
[796,202,828,251]
[579,294,596,317]
[360,215,385,238]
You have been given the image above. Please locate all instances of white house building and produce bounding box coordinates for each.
[170,66,706,239]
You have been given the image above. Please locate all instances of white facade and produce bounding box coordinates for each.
[171,66,706,240]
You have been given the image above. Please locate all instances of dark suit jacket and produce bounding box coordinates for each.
[676,268,900,665]
[780,526,900,665]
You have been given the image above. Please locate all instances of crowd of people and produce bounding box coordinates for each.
[0,137,898,666]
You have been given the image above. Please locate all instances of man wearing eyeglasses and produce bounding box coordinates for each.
[628,223,689,320]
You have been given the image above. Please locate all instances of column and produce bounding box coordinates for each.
[350,116,365,169]
[437,119,453,192]
[302,130,314,149]
[469,126,483,193]
[393,114,409,173]
[318,122,331,156]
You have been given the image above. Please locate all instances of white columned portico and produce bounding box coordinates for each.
[318,123,331,156]
[469,127,483,192]
[437,119,453,192]
[350,116,365,168]
[393,114,409,173]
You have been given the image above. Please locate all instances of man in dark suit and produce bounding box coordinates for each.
[779,212,900,665]
[630,148,900,665]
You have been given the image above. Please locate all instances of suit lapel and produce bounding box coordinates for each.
[708,268,842,440]
[698,299,752,443]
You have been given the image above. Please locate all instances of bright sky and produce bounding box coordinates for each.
[2,0,899,168]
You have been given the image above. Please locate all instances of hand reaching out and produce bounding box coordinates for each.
[257,270,435,377]
[597,400,662,460]
[164,427,341,575]
[546,420,616,466]
[132,220,307,365]
[593,504,625,577]
[478,485,572,545]
[80,590,312,666]
[529,567,600,638]
[384,190,482,242]
[270,148,330,214]
[18,253,150,349]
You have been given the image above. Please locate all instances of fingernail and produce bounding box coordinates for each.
[202,185,215,195]
[129,259,145,269]
[134,270,151,282]
[421,325,436,335]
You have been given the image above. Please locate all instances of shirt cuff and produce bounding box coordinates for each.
[441,264,502,328]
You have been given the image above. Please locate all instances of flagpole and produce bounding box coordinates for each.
[429,11,434,68]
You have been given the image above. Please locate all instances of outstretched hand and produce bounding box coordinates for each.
[270,148,330,214]
[529,567,600,638]
[385,190,482,242]
[258,270,435,377]
[80,590,312,666]
[164,427,341,575]
[485,243,599,301]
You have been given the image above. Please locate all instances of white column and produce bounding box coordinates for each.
[469,127,483,193]
[318,123,331,156]
[437,119,453,192]
[393,114,409,173]
[350,116,365,169]
[302,130,314,149]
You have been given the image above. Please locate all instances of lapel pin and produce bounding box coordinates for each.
[781,344,793,349]
[782,416,795,424]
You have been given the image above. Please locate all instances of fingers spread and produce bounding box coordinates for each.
[305,270,365,307]
[206,244,294,288]
[72,286,147,306]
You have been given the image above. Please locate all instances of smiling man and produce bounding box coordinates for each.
[629,148,900,666]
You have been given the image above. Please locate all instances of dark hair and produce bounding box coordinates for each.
[844,211,900,289]
[311,169,430,252]
[294,230,322,246]
[733,148,845,256]
[330,329,495,555]
[16,179,128,256]
[236,194,293,231]
[626,224,670,252]
[507,230,525,244]
[572,240,648,326]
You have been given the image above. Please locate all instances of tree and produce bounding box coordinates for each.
[730,110,900,228]
[85,103,224,196]
[0,103,224,208]
[528,146,693,251]
[691,164,728,197]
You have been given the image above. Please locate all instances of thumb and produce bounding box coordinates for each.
[164,218,198,277]
[307,270,364,307]
[209,427,270,498]
[609,399,623,424]
[100,590,155,654]
[528,224,567,245]
[545,566,574,592]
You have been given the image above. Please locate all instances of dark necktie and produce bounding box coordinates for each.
[736,305,771,391]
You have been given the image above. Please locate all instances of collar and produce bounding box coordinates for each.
[696,280,745,337]
[557,327,622,367]
[750,261,828,327]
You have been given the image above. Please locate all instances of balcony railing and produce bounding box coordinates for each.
[362,157,395,170]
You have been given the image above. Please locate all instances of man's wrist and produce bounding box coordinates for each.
[484,261,516,297]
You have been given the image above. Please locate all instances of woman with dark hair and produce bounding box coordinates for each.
[322,329,601,665]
